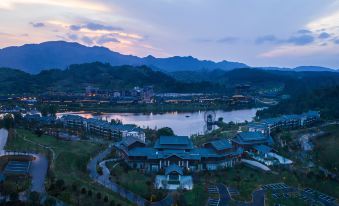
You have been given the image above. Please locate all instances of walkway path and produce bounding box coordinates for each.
[23,135,55,166]
[87,146,173,206]
[0,129,48,193]
[0,128,8,152]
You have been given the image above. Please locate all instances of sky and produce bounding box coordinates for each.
[1,0,339,68]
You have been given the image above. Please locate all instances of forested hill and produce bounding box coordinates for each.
[1,63,339,95]
[257,85,339,120]
[0,62,223,94]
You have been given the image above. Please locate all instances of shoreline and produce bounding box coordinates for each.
[58,104,260,115]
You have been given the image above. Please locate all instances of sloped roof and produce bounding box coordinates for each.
[208,139,233,150]
[154,136,194,150]
[165,164,183,175]
[159,136,190,145]
[253,145,272,153]
[232,132,274,145]
[238,132,267,141]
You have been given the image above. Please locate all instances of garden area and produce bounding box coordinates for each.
[107,161,167,202]
[5,129,134,206]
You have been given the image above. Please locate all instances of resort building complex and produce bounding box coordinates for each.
[248,111,320,135]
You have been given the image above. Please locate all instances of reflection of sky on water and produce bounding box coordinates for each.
[57,109,259,136]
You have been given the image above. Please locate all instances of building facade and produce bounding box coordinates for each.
[60,115,145,142]
[114,136,243,173]
[248,111,320,135]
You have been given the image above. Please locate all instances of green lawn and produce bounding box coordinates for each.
[183,183,208,206]
[108,163,157,200]
[6,129,134,206]
[313,125,339,175]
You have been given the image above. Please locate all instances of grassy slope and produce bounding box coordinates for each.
[108,163,153,200]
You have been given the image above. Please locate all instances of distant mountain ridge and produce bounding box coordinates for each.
[1,63,339,95]
[0,41,337,74]
[0,41,248,74]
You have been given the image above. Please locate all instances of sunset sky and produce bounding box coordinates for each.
[1,0,339,68]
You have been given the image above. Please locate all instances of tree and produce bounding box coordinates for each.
[55,179,65,191]
[45,197,56,206]
[35,128,44,137]
[39,104,58,117]
[2,114,14,129]
[81,187,86,194]
[9,192,19,202]
[29,191,40,205]
[110,200,116,206]
[71,183,77,192]
[96,192,101,200]
[156,127,174,137]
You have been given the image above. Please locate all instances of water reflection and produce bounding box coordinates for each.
[57,108,260,136]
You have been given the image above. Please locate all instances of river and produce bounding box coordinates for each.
[58,108,260,136]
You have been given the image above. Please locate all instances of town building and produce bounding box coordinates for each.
[232,132,274,150]
[114,136,243,173]
[60,115,145,142]
[248,111,320,135]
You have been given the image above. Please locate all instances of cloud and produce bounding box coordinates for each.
[69,25,81,31]
[217,37,237,44]
[30,22,45,28]
[255,35,280,44]
[318,32,331,39]
[334,38,339,44]
[81,36,93,45]
[287,34,314,45]
[297,29,312,34]
[69,22,122,31]
[96,36,120,45]
[67,33,78,41]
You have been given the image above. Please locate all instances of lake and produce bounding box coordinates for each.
[57,108,260,136]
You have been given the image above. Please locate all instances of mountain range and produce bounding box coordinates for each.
[1,62,339,95]
[0,41,337,74]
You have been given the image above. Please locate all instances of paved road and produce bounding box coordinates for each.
[0,129,48,193]
[30,154,48,193]
[0,128,8,152]
[87,146,173,206]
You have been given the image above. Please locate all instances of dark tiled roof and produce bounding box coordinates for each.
[237,132,267,141]
[208,139,233,150]
[232,132,274,145]
[252,145,272,153]
[154,136,194,150]
[159,136,190,145]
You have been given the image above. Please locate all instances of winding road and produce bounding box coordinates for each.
[87,145,173,206]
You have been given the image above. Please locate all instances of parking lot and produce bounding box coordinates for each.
[264,183,338,206]
[207,185,220,206]
[262,183,289,190]
[228,186,240,197]
[303,188,338,206]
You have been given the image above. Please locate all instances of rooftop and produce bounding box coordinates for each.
[237,132,267,141]
[252,144,273,153]
[154,136,194,150]
[232,132,274,145]
[207,139,233,151]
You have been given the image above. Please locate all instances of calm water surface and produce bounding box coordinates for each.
[57,108,260,136]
